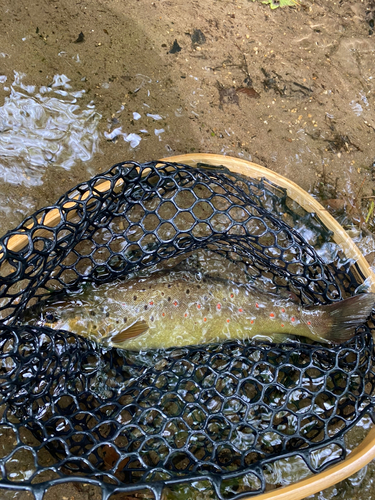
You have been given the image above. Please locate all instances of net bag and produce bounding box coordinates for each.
[0,154,374,500]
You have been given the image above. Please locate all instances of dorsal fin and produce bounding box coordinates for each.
[109,320,149,345]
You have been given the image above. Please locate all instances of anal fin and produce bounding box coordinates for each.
[110,320,149,344]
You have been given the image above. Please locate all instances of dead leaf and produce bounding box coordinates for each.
[236,87,260,98]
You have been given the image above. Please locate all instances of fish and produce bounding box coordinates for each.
[22,271,375,351]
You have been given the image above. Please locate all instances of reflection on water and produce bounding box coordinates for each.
[0,72,101,186]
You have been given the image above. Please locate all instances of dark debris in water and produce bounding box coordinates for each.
[169,39,182,54]
[261,67,286,96]
[326,133,362,154]
[74,31,85,43]
[191,28,206,46]
[261,67,312,97]
[216,82,240,108]
[366,0,375,35]
[216,81,260,108]
[236,87,260,99]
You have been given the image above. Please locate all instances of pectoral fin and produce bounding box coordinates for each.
[110,320,149,344]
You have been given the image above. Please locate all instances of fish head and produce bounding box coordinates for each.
[33,299,77,331]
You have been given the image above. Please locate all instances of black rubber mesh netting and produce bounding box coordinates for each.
[0,160,374,500]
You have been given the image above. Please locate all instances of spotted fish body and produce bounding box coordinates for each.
[24,271,374,350]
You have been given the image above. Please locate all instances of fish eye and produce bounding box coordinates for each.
[45,312,55,322]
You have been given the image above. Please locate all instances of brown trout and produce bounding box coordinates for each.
[23,271,374,350]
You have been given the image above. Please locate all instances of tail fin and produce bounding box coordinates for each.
[305,293,375,344]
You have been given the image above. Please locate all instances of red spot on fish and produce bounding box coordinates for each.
[226,319,230,323]
[291,317,295,322]
[162,312,165,317]
[203,317,207,322]
[197,304,201,309]
[149,301,154,306]
[281,308,285,313]
[270,312,275,318]
[238,308,243,313]
[256,303,259,308]
[307,321,311,325]
[230,293,234,298]
[217,303,221,310]
[173,301,178,306]
[281,324,284,327]
[250,319,254,324]
[184,313,188,317]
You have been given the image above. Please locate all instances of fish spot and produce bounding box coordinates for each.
[217,303,221,310]
[186,289,190,294]
[184,313,188,317]
[173,301,178,306]
[226,318,230,323]
[106,312,110,318]
[149,285,152,289]
[238,308,243,313]
[168,284,172,288]
[116,320,119,324]
[250,319,254,324]
[281,308,285,313]
[291,317,295,322]
[230,293,234,299]
[144,305,148,311]
[150,316,154,322]
[149,301,154,306]
[203,317,207,322]
[281,324,284,327]
[90,311,96,317]
[197,285,201,289]
[307,321,311,325]
[133,295,137,301]
[123,317,127,323]
[197,304,201,309]
[162,312,165,317]
[161,292,165,296]
[93,325,97,329]
[168,297,171,302]
[256,303,259,308]
[270,313,275,318]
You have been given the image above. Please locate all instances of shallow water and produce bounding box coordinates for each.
[0,0,375,498]
[0,72,101,186]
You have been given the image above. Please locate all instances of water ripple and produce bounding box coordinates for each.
[0,72,101,186]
